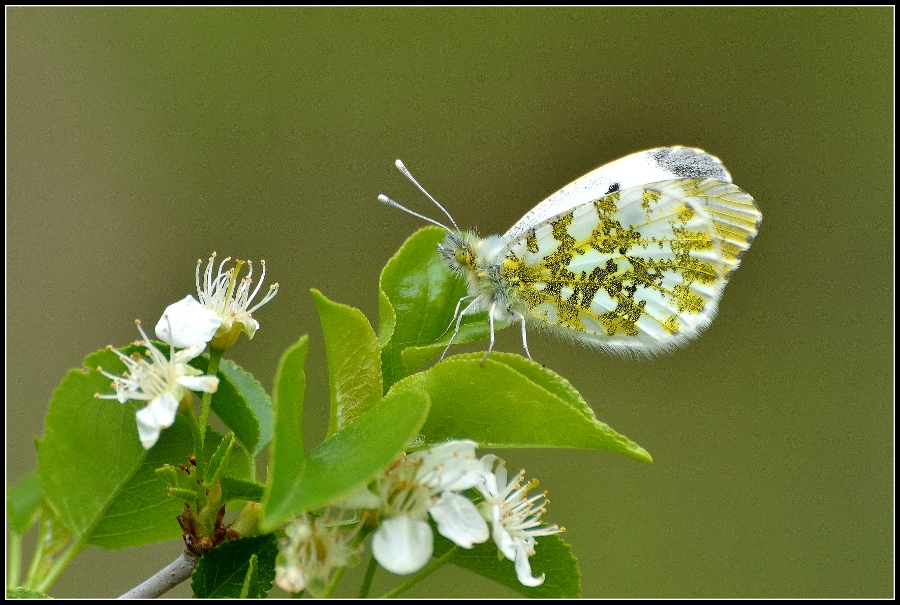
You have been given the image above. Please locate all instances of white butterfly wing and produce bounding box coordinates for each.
[503,147,733,240]
[500,177,761,357]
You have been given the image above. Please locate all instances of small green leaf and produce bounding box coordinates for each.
[389,352,651,462]
[220,477,265,503]
[219,359,273,456]
[192,534,278,598]
[7,471,41,534]
[167,487,200,502]
[207,432,235,483]
[261,389,429,532]
[155,464,199,501]
[261,336,309,531]
[379,226,500,390]
[312,288,383,435]
[433,533,581,598]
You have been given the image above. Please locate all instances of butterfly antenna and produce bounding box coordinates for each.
[377,194,453,233]
[393,159,460,231]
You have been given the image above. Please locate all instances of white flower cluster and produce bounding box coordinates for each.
[96,321,219,449]
[96,253,277,449]
[276,441,564,593]
[275,511,361,598]
[155,252,279,350]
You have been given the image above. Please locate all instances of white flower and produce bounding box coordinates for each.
[155,295,222,348]
[96,320,219,449]
[275,512,361,597]
[194,252,279,350]
[371,440,489,575]
[476,455,565,588]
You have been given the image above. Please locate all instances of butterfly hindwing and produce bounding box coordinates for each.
[500,178,759,356]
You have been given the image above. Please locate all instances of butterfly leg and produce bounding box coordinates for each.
[512,310,533,361]
[480,302,497,366]
[440,297,479,360]
[435,295,475,342]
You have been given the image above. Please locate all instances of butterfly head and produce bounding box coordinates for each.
[437,230,480,274]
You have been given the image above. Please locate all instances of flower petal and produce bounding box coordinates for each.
[372,516,433,575]
[176,375,219,394]
[134,391,179,449]
[275,566,307,594]
[412,440,483,491]
[155,295,222,348]
[134,412,162,449]
[512,541,545,587]
[429,492,489,548]
[492,505,519,561]
[237,314,260,339]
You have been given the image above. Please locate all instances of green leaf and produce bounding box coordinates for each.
[312,288,383,435]
[261,389,429,532]
[389,352,652,462]
[261,336,309,531]
[191,534,278,598]
[88,417,195,548]
[433,533,581,598]
[220,477,265,503]
[219,359,273,456]
[379,226,502,390]
[7,471,41,534]
[6,588,52,598]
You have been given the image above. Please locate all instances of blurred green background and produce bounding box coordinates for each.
[6,7,892,598]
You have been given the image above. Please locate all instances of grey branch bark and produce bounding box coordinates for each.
[118,549,200,599]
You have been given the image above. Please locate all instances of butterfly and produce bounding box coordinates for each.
[378,147,762,360]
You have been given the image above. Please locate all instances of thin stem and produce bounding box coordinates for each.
[319,564,348,599]
[196,348,223,482]
[24,517,50,590]
[118,549,200,598]
[8,532,22,588]
[33,539,85,594]
[356,554,378,598]
[182,406,203,487]
[380,546,459,598]
[318,523,372,598]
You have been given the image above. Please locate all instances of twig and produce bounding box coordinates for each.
[118,549,200,599]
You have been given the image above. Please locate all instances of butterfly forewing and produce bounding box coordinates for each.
[503,147,733,240]
[501,178,760,356]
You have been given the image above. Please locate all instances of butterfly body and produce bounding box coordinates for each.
[381,147,762,359]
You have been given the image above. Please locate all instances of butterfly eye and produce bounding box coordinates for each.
[454,248,474,269]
